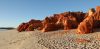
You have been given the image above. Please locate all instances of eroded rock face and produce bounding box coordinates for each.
[17,12,86,32]
[93,12,100,28]
[28,19,42,29]
[17,6,100,34]
[40,12,86,32]
[17,23,29,32]
[17,19,42,32]
[77,8,100,34]
[77,20,94,34]
[96,6,100,12]
[41,23,60,32]
[40,15,64,32]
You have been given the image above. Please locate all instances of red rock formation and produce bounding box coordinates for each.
[77,20,94,34]
[57,12,85,30]
[28,19,42,29]
[63,16,78,30]
[17,6,100,33]
[40,15,63,32]
[41,23,59,32]
[77,8,100,34]
[93,12,100,28]
[96,6,100,12]
[40,12,86,32]
[17,11,86,32]
[17,19,42,32]
[26,24,34,31]
[17,23,29,32]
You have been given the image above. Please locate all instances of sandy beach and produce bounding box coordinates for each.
[0,29,100,49]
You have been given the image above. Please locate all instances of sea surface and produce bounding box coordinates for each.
[0,29,8,31]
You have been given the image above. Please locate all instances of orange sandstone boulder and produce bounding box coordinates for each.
[77,20,94,34]
[96,6,100,12]
[77,8,100,34]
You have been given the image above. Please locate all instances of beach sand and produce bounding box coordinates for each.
[0,29,100,49]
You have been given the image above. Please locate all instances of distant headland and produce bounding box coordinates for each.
[0,27,15,30]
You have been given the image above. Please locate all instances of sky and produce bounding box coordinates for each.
[0,0,100,28]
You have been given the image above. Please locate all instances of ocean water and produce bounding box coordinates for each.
[0,29,7,31]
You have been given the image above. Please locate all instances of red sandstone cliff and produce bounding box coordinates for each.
[17,6,100,34]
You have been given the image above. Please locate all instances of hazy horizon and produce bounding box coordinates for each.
[0,0,100,27]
